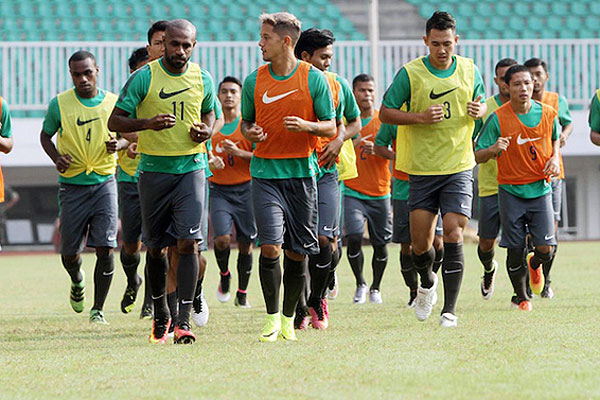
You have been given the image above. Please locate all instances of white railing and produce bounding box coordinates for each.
[1,39,599,110]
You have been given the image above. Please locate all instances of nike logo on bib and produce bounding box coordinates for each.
[215,141,239,153]
[159,87,192,99]
[76,116,100,126]
[262,89,298,104]
[516,134,542,145]
[429,87,458,100]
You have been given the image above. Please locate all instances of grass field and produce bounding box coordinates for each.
[1,242,599,399]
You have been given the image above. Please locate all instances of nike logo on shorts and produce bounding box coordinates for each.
[323,226,335,231]
[429,87,458,100]
[159,87,192,99]
[181,299,193,305]
[262,89,298,104]
[460,203,470,209]
[107,235,117,241]
[544,234,555,240]
[76,116,100,126]
[303,242,314,249]
[189,226,201,234]
[250,233,258,240]
[516,134,542,145]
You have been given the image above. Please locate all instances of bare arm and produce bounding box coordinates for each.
[544,139,561,176]
[559,123,574,147]
[222,139,252,162]
[344,117,362,141]
[241,119,267,143]
[591,130,600,146]
[212,113,224,135]
[379,104,445,126]
[474,137,512,164]
[107,106,176,133]
[283,116,336,138]
[0,136,13,153]
[374,144,395,160]
[40,130,72,173]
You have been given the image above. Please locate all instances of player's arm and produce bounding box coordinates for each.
[283,116,335,137]
[0,101,14,153]
[338,77,362,140]
[557,96,573,147]
[39,98,72,173]
[474,114,509,163]
[467,66,487,120]
[240,71,267,143]
[374,124,396,160]
[0,135,13,154]
[207,150,225,171]
[544,117,561,176]
[589,93,600,146]
[222,139,253,161]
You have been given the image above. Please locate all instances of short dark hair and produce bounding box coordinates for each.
[504,65,531,84]
[495,58,518,75]
[219,76,243,91]
[128,47,149,71]
[524,57,548,73]
[294,28,335,59]
[147,20,168,44]
[352,73,374,89]
[68,50,96,66]
[425,11,456,35]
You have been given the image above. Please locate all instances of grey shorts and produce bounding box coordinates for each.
[498,187,557,248]
[551,178,562,222]
[478,194,501,240]
[392,199,442,244]
[317,171,340,240]
[138,168,206,249]
[199,177,210,252]
[409,170,474,218]
[58,177,118,255]
[209,181,257,243]
[252,177,319,255]
[118,181,142,244]
[343,195,392,246]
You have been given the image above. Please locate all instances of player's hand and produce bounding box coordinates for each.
[126,142,138,159]
[56,154,73,173]
[209,155,225,170]
[147,113,176,131]
[422,104,445,123]
[190,122,211,143]
[467,95,485,119]
[319,134,344,169]
[543,155,560,177]
[559,132,567,148]
[245,123,267,143]
[492,136,511,154]
[105,133,118,154]
[221,139,240,156]
[362,140,375,155]
[283,116,309,132]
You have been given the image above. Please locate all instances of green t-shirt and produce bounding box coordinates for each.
[374,123,407,200]
[556,95,572,127]
[338,75,361,121]
[115,58,216,174]
[382,55,486,137]
[241,61,335,179]
[475,100,559,199]
[588,92,600,132]
[1,99,13,139]
[43,89,111,185]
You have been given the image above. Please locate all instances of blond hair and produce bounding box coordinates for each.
[259,12,302,46]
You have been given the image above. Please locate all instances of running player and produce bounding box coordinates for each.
[210,76,256,308]
[294,27,361,329]
[524,57,573,299]
[241,12,336,342]
[108,19,216,344]
[40,50,120,324]
[146,20,168,62]
[0,95,14,251]
[343,74,392,304]
[590,89,600,145]
[475,58,518,300]
[475,64,560,311]
[380,11,486,327]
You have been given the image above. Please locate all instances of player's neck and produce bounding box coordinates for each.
[498,93,510,104]
[511,98,532,115]
[223,108,240,124]
[532,90,544,102]
[270,53,297,77]
[360,107,374,119]
[76,87,98,99]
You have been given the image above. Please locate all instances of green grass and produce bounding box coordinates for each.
[1,242,599,399]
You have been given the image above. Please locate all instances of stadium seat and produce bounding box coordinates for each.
[584,15,597,30]
[546,16,563,32]
[570,2,589,16]
[495,3,511,17]
[513,3,530,15]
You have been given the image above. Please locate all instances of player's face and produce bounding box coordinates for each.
[218,82,242,109]
[163,29,196,70]
[423,28,458,69]
[494,65,512,99]
[259,23,285,62]
[353,80,375,111]
[147,31,165,61]
[304,45,333,72]
[509,71,534,103]
[69,58,99,98]
[528,65,549,94]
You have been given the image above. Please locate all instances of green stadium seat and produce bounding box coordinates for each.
[590,3,600,14]
[513,3,530,15]
[470,18,488,32]
[245,3,263,18]
[21,17,39,31]
[584,16,597,29]
[114,19,132,34]
[571,2,589,16]
[0,2,14,16]
[550,2,568,15]
[528,16,544,31]
[565,16,581,29]
[419,4,437,19]
[456,4,475,17]
[213,32,231,41]
[36,2,53,16]
[540,29,558,39]
[533,3,550,15]
[54,3,71,17]
[490,17,506,32]
[546,16,563,31]
[520,28,539,39]
[148,3,166,17]
[475,4,492,16]
[577,28,596,38]
[501,30,519,39]
[508,16,525,31]
[495,3,511,17]
[483,29,500,40]
[73,3,90,18]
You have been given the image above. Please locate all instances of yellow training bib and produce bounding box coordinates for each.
[477,95,502,197]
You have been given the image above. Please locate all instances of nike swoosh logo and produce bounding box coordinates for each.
[102,271,114,276]
[215,143,224,153]
[159,87,192,99]
[262,89,298,104]
[107,235,116,241]
[151,294,164,300]
[516,134,542,145]
[316,262,331,269]
[181,299,193,305]
[544,234,554,240]
[323,226,335,231]
[303,242,314,248]
[460,203,470,209]
[429,87,458,100]
[189,226,201,234]
[262,330,279,338]
[76,117,100,126]
[250,233,258,240]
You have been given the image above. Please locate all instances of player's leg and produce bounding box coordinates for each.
[210,182,235,302]
[343,195,368,304]
[365,198,392,303]
[526,192,557,296]
[477,194,501,300]
[393,198,417,307]
[432,215,444,274]
[166,245,178,336]
[192,177,211,326]
[542,178,562,298]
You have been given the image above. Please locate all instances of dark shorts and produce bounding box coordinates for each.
[409,170,474,218]
[478,194,501,240]
[392,199,442,244]
[551,178,562,222]
[199,177,210,252]
[317,171,340,240]
[118,181,142,244]
[138,169,205,249]
[209,180,257,243]
[59,177,118,255]
[498,187,557,248]
[252,177,319,255]
[343,195,392,246]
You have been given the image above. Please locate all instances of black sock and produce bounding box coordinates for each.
[326,244,340,290]
[237,252,252,292]
[507,247,528,301]
[259,255,281,314]
[176,253,199,328]
[412,247,435,288]
[282,255,305,318]
[432,245,444,274]
[297,258,309,309]
[530,248,553,270]
[143,263,153,308]
[146,252,169,319]
[167,291,178,322]
[93,253,114,311]
[308,244,332,302]
[542,245,557,283]
[61,255,83,283]
[400,252,418,291]
[371,245,388,291]
[214,246,231,274]
[120,248,141,288]
[441,242,464,315]
[477,246,495,272]
[347,235,365,286]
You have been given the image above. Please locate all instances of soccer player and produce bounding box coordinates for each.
[0,95,14,250]
[475,58,518,300]
[241,12,336,342]
[475,64,560,311]
[108,19,216,344]
[379,11,486,327]
[590,89,600,145]
[343,74,392,304]
[209,76,256,308]
[524,57,573,299]
[39,50,120,325]
[146,20,168,62]
[294,27,361,329]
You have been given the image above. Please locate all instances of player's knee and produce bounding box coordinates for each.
[95,247,112,257]
[433,234,444,251]
[318,235,331,249]
[177,239,198,255]
[506,247,525,270]
[214,235,230,250]
[346,234,362,255]
[123,241,141,255]
[238,241,252,255]
[373,245,388,261]
[534,247,553,262]
[261,244,281,259]
[61,254,79,264]
[148,247,166,259]
[284,249,304,262]
[478,238,496,253]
